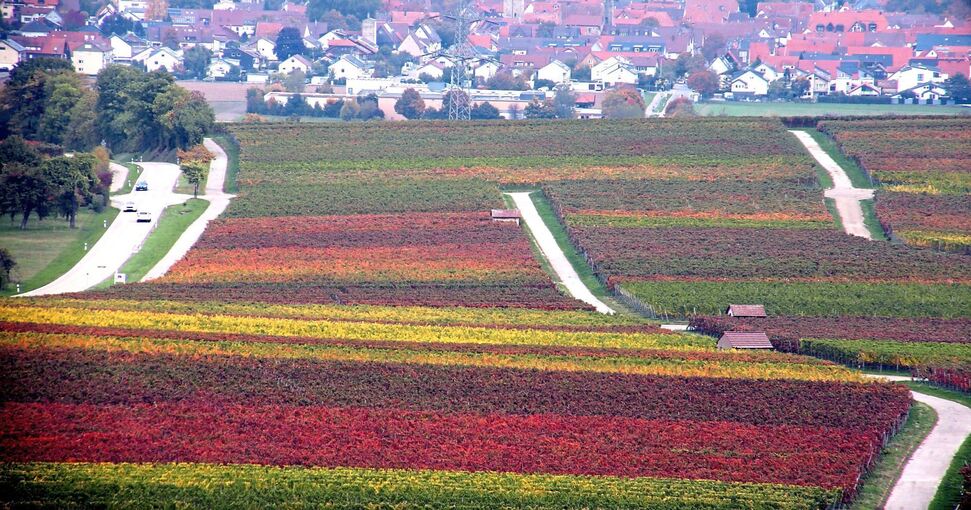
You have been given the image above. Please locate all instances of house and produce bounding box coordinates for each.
[491,209,520,225]
[474,60,501,82]
[889,64,947,92]
[717,332,774,350]
[137,47,182,72]
[591,56,637,86]
[536,60,571,84]
[329,54,373,80]
[725,304,767,318]
[71,41,112,75]
[847,82,881,96]
[897,83,948,101]
[253,37,276,61]
[278,53,311,75]
[413,60,446,80]
[730,70,770,98]
[0,38,26,70]
[208,57,233,79]
[222,45,258,70]
[397,24,441,59]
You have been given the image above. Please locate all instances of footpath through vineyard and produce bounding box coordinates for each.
[790,130,874,239]
[506,192,614,314]
[142,138,235,281]
[867,374,971,510]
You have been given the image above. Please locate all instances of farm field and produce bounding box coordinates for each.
[2,118,964,505]
[818,118,971,254]
[695,101,971,117]
[0,298,910,507]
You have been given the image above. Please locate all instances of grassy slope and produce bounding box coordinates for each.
[114,198,209,284]
[851,402,937,510]
[502,189,641,318]
[212,135,240,194]
[930,435,971,510]
[0,208,119,296]
[695,102,971,117]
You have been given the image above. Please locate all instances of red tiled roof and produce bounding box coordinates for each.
[719,332,773,349]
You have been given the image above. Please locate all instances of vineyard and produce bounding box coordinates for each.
[691,315,971,392]
[0,299,910,507]
[2,118,963,505]
[818,118,971,253]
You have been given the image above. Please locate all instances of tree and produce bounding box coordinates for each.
[470,101,501,120]
[339,99,360,120]
[63,89,100,151]
[533,78,556,90]
[38,72,87,145]
[100,14,144,36]
[665,97,696,117]
[283,69,307,93]
[486,71,527,91]
[442,89,470,118]
[0,164,52,230]
[553,87,576,119]
[0,247,14,290]
[394,88,426,119]
[0,136,42,170]
[687,70,720,98]
[307,0,381,22]
[945,73,971,103]
[274,27,305,61]
[524,99,556,119]
[602,87,646,119]
[246,87,267,114]
[43,155,99,229]
[153,88,215,149]
[0,58,75,139]
[181,161,208,198]
[182,46,212,80]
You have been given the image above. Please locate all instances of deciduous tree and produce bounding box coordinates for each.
[394,88,426,119]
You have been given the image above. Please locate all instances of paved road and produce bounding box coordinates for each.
[142,138,235,281]
[506,192,614,314]
[20,162,190,296]
[790,130,875,239]
[867,374,971,510]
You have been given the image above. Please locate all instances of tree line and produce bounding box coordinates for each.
[0,58,215,154]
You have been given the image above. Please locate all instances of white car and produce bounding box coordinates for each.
[136,211,152,223]
[123,201,137,212]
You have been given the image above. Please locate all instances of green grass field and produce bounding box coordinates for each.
[112,198,210,284]
[695,101,971,117]
[0,208,119,296]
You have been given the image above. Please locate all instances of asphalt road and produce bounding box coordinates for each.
[20,162,190,296]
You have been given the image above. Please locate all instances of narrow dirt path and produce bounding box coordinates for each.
[506,192,614,314]
[790,130,875,239]
[867,374,971,510]
[142,138,235,281]
[108,162,130,192]
[20,163,190,296]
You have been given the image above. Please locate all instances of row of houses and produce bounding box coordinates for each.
[2,0,969,104]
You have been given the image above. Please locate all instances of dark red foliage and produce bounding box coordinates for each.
[0,401,879,491]
[0,347,911,431]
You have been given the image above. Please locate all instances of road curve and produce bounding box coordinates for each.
[20,163,190,296]
[790,130,875,239]
[867,374,971,510]
[142,138,235,281]
[506,192,614,314]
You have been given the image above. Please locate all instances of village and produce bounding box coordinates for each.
[2,0,969,119]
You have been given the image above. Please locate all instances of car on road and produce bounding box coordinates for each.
[135,180,149,191]
[123,201,137,212]
[136,211,152,223]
